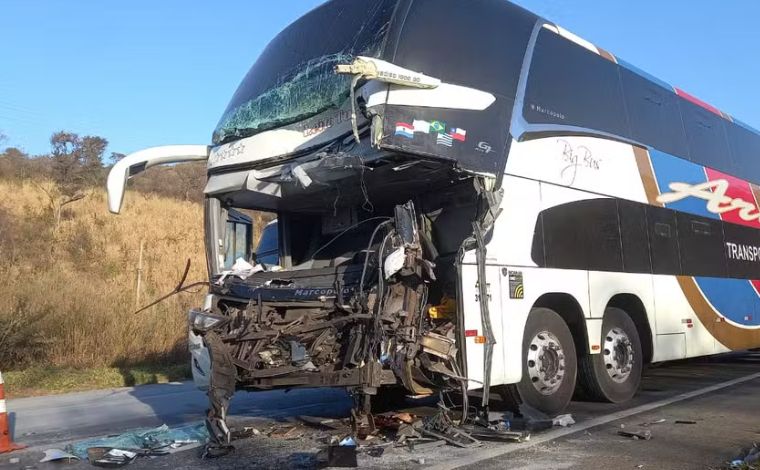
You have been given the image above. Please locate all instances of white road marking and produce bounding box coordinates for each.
[429,371,760,470]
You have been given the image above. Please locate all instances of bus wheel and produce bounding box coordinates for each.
[513,307,577,416]
[577,307,642,403]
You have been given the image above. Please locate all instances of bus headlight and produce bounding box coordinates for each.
[188,309,227,332]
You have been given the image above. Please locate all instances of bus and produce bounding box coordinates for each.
[107,0,760,450]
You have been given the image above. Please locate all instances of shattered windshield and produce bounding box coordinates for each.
[213,0,397,145]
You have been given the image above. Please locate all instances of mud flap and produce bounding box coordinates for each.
[203,331,237,457]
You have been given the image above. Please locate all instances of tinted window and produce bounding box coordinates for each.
[524,29,629,138]
[394,0,535,98]
[723,222,760,279]
[542,199,622,271]
[618,199,651,273]
[678,98,732,171]
[621,68,688,157]
[256,222,279,265]
[213,0,397,144]
[676,213,726,277]
[646,206,681,275]
[726,122,760,184]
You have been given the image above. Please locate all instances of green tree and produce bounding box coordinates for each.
[36,131,109,230]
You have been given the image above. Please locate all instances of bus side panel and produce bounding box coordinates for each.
[460,263,508,390]
[497,266,590,385]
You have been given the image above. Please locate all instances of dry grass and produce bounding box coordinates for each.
[0,180,207,371]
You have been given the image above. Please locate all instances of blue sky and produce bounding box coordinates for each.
[2,1,759,156]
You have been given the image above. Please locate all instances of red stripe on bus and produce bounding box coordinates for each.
[675,87,723,116]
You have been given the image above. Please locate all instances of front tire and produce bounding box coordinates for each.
[510,308,578,416]
[577,307,642,403]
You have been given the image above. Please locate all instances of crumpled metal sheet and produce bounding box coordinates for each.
[66,422,208,459]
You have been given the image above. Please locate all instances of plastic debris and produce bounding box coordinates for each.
[8,457,19,464]
[66,422,208,459]
[339,436,357,447]
[90,449,137,468]
[552,414,575,427]
[618,429,652,440]
[40,449,80,463]
[412,457,426,464]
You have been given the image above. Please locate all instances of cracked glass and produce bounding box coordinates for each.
[212,0,396,145]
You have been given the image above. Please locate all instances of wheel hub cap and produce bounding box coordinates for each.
[603,327,634,383]
[527,331,566,395]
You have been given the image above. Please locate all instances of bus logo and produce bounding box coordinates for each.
[657,180,760,222]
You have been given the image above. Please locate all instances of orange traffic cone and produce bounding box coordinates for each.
[0,371,26,453]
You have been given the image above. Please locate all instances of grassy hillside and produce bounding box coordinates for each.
[0,179,207,375]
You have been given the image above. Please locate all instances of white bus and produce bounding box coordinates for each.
[107,0,760,450]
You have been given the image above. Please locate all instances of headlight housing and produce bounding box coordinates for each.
[188,309,228,332]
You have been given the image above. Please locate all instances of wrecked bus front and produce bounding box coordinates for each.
[110,0,540,453]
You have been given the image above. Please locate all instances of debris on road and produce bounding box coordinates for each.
[618,429,652,441]
[89,448,138,468]
[552,414,575,427]
[268,425,304,440]
[67,422,207,462]
[732,443,760,467]
[639,418,667,427]
[40,449,80,463]
[324,436,358,468]
[674,420,697,424]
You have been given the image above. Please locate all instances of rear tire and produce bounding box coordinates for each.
[577,307,642,403]
[511,308,577,416]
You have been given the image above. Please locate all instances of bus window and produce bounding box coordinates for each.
[646,206,681,275]
[678,98,732,172]
[541,198,622,272]
[393,0,535,98]
[676,213,726,277]
[621,68,689,158]
[618,199,651,274]
[255,221,279,266]
[723,221,760,279]
[524,28,629,139]
[726,122,760,184]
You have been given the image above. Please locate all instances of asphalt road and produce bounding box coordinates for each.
[3,352,760,469]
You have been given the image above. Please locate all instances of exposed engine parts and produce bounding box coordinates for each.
[193,201,466,451]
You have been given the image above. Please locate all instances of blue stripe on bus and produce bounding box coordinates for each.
[695,277,760,327]
[733,118,760,134]
[649,149,717,219]
[617,59,674,92]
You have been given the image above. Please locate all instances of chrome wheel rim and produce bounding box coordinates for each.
[526,330,566,395]
[603,327,634,383]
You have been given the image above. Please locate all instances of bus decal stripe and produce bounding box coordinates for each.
[633,146,663,207]
[678,276,760,349]
[635,146,760,347]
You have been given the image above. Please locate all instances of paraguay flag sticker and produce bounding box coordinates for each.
[394,122,414,139]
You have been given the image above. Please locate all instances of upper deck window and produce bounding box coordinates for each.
[678,98,732,171]
[621,67,689,158]
[393,0,535,98]
[726,122,760,183]
[212,0,396,145]
[524,28,629,139]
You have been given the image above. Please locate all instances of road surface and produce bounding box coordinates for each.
[3,352,760,469]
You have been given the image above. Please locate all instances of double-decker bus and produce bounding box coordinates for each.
[107,0,760,450]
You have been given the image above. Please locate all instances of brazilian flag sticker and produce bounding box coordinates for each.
[430,120,446,133]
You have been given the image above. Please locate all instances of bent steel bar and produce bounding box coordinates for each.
[107,145,209,214]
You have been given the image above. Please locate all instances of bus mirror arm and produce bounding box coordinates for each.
[106,145,209,214]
